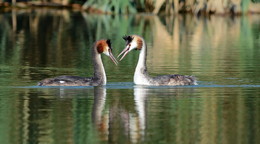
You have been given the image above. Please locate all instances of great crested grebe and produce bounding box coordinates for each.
[38,39,118,86]
[118,35,197,86]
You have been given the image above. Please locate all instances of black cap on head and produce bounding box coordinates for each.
[106,39,112,50]
[123,35,134,45]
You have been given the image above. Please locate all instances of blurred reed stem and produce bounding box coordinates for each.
[81,0,259,14]
[4,0,260,14]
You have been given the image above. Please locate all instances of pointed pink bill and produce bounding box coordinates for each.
[117,46,130,61]
[108,49,118,65]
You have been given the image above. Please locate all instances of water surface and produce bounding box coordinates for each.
[0,10,259,144]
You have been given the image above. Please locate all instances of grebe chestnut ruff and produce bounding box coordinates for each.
[38,39,118,86]
[118,35,197,86]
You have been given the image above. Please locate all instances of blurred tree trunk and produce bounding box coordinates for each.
[230,0,241,13]
[12,0,16,5]
[62,0,69,5]
[50,0,69,5]
[165,0,174,14]
[12,9,16,32]
[174,0,179,13]
[153,0,165,14]
[193,0,204,14]
[207,0,226,14]
[153,0,179,14]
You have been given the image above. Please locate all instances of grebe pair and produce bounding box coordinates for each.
[38,35,197,86]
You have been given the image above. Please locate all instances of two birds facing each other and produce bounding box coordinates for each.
[38,35,197,86]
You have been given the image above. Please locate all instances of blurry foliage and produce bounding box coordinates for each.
[2,0,259,14]
[81,0,260,14]
[82,0,136,14]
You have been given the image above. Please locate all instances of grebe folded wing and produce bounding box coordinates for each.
[151,74,197,85]
[37,75,93,86]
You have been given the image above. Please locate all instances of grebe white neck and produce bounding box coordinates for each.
[134,40,150,85]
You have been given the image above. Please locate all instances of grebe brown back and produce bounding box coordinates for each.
[118,35,197,86]
[38,39,118,86]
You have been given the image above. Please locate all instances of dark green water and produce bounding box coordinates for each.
[0,10,259,144]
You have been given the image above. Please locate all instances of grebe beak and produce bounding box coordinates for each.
[108,49,118,65]
[117,45,130,61]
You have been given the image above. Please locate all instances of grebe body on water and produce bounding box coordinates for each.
[118,35,197,86]
[38,39,118,86]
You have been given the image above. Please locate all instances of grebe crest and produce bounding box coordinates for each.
[119,35,144,61]
[123,35,143,50]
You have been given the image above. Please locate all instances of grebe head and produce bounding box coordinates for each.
[118,35,143,61]
[96,39,118,65]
